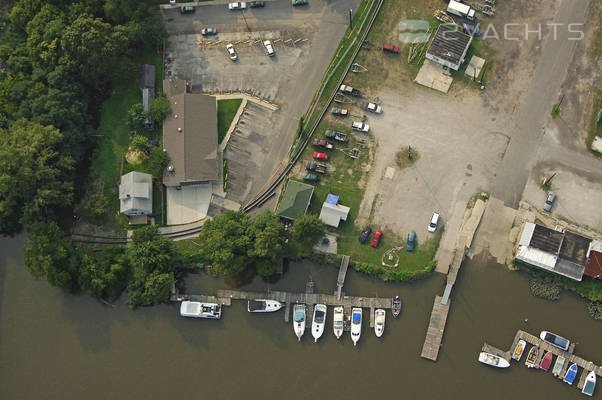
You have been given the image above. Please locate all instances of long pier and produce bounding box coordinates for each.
[482,330,601,391]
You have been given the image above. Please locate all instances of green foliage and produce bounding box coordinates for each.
[529,278,561,300]
[130,134,148,152]
[74,193,110,225]
[78,247,129,302]
[247,211,286,277]
[127,103,147,133]
[149,93,171,123]
[217,98,242,144]
[588,301,602,320]
[223,159,228,192]
[291,213,324,251]
[148,146,169,179]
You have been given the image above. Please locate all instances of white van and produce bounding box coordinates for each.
[263,40,275,57]
[428,213,439,233]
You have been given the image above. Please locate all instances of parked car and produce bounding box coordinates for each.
[249,1,265,7]
[428,212,440,233]
[228,2,247,10]
[292,0,308,5]
[371,229,383,248]
[339,84,361,97]
[352,121,370,132]
[406,230,416,251]
[313,152,328,161]
[383,44,400,54]
[359,226,372,244]
[201,28,218,36]
[305,162,327,174]
[331,107,348,117]
[325,129,348,142]
[302,173,319,182]
[226,44,238,61]
[312,139,334,150]
[170,0,176,4]
[263,40,275,56]
[361,101,382,114]
[180,6,195,13]
[543,191,556,212]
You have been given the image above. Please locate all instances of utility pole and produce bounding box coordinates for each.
[349,9,353,29]
[241,10,250,32]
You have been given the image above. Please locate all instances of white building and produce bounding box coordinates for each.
[319,194,350,228]
[119,171,153,216]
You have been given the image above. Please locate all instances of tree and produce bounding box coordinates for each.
[127,102,147,133]
[149,94,171,123]
[74,193,109,225]
[247,211,286,277]
[198,211,252,276]
[0,119,74,234]
[129,134,148,152]
[78,247,128,302]
[291,214,324,250]
[148,146,169,179]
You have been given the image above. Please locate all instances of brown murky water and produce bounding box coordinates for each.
[0,234,600,399]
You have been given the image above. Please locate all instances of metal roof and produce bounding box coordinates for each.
[139,64,156,89]
[277,180,314,220]
[584,251,602,280]
[119,171,152,214]
[425,25,472,70]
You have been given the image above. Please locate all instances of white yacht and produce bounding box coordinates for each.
[293,304,306,341]
[179,301,221,319]
[247,299,283,313]
[350,307,362,346]
[333,306,344,339]
[311,304,327,342]
[374,309,386,338]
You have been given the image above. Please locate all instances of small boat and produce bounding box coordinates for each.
[293,304,306,341]
[539,351,553,371]
[374,309,386,338]
[581,370,596,396]
[311,304,327,342]
[525,346,539,368]
[333,306,344,339]
[180,301,221,319]
[552,355,565,377]
[350,307,362,346]
[512,339,526,361]
[540,331,570,351]
[478,352,510,368]
[247,299,283,313]
[391,296,402,318]
[563,363,578,385]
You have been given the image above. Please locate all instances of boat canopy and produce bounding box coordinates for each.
[294,311,304,322]
[352,313,361,323]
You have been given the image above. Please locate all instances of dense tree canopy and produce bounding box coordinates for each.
[78,247,128,301]
[291,214,325,251]
[247,211,286,277]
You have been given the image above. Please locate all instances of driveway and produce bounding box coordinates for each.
[166,184,213,225]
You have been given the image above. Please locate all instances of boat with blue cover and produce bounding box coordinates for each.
[563,363,578,385]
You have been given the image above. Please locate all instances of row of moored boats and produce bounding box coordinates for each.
[478,331,596,397]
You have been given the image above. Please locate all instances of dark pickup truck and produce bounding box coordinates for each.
[339,84,361,97]
[325,129,348,142]
[305,162,327,174]
[312,139,334,150]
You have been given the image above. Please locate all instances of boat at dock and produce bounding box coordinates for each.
[374,309,385,338]
[247,299,283,313]
[311,304,327,342]
[293,304,306,341]
[180,301,222,319]
[540,331,570,351]
[478,352,510,368]
[525,346,539,368]
[539,351,553,371]
[563,363,578,385]
[552,355,565,377]
[512,339,526,361]
[333,306,344,339]
[391,296,402,318]
[351,308,362,346]
[581,370,596,396]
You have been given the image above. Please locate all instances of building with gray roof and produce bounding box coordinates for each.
[119,171,153,216]
[425,25,473,71]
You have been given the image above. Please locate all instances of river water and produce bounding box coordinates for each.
[0,234,600,399]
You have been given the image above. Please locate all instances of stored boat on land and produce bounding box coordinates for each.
[581,370,596,396]
[512,339,526,361]
[391,296,402,318]
[539,351,553,371]
[525,346,539,368]
[247,299,283,313]
[333,306,344,339]
[351,308,362,346]
[478,352,510,368]
[540,331,570,351]
[563,363,578,385]
[293,304,306,341]
[180,301,221,319]
[374,309,386,338]
[311,304,327,342]
[552,355,565,377]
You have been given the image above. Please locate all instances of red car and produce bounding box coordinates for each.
[383,44,400,54]
[371,229,383,247]
[313,152,329,161]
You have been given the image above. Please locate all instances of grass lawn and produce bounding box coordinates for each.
[217,98,242,144]
[586,89,601,158]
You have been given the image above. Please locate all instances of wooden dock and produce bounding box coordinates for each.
[335,255,350,300]
[420,296,451,361]
[482,330,601,391]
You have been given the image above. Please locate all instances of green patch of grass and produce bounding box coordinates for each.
[551,103,561,119]
[223,158,229,192]
[586,89,601,158]
[217,98,242,144]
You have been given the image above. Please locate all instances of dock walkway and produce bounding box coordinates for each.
[335,255,350,300]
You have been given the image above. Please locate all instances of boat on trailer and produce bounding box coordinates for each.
[311,304,327,343]
[374,309,386,338]
[512,339,526,361]
[293,304,306,341]
[563,363,578,385]
[247,299,283,313]
[539,351,553,371]
[525,346,539,368]
[333,306,344,339]
[552,355,565,377]
[478,352,510,368]
[391,296,402,318]
[581,370,596,396]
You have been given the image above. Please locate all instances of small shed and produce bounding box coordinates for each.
[119,171,153,216]
[319,194,350,228]
[139,64,156,129]
[425,25,473,71]
[277,180,314,221]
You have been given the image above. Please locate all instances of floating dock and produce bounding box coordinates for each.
[482,330,601,391]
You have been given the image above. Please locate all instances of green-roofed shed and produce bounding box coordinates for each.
[277,180,314,221]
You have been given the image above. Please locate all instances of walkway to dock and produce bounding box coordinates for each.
[482,330,601,391]
[335,255,350,300]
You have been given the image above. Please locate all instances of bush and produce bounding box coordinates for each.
[529,278,561,300]
[150,94,171,123]
[587,301,602,320]
[130,134,148,152]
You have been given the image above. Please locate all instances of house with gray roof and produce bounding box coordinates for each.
[119,171,153,216]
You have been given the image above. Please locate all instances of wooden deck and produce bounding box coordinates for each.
[335,255,350,300]
[482,329,601,391]
[420,296,451,361]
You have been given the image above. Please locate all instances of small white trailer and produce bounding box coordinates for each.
[447,0,475,20]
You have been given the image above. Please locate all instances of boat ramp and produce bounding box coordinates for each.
[482,329,601,392]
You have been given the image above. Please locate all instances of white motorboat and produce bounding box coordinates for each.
[512,339,526,361]
[247,299,283,313]
[293,304,306,341]
[478,352,510,368]
[582,371,596,396]
[540,331,570,351]
[374,309,386,338]
[180,301,221,319]
[311,304,327,342]
[333,306,344,339]
[350,307,362,346]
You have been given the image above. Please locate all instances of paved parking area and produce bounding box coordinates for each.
[166,184,213,225]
